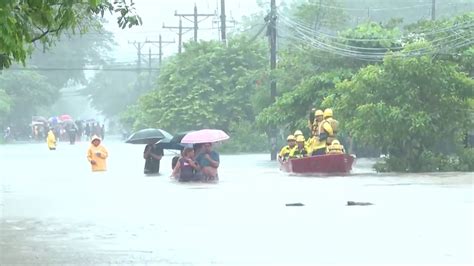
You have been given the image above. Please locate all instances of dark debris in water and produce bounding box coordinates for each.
[347,201,374,206]
[285,203,305,206]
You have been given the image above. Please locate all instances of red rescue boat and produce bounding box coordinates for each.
[279,153,355,174]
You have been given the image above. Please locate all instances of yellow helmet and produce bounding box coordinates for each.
[287,135,296,141]
[314,109,324,116]
[296,135,305,142]
[294,130,303,136]
[323,108,333,118]
[331,139,340,145]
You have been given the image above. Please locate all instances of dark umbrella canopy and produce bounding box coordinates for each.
[170,131,196,143]
[155,137,185,151]
[125,128,173,144]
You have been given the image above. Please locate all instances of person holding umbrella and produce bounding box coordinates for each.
[180,129,229,182]
[125,128,173,175]
[143,143,164,175]
[195,143,220,181]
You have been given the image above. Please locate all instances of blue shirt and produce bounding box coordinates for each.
[196,151,220,168]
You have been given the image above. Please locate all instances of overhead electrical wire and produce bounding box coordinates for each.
[277,12,474,61]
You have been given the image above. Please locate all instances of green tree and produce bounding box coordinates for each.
[332,42,474,172]
[27,28,115,87]
[0,0,141,69]
[82,67,149,119]
[0,71,58,128]
[131,37,267,134]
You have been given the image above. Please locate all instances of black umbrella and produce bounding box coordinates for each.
[170,131,196,143]
[155,137,185,151]
[125,128,173,144]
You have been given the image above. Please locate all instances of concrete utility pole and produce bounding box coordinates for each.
[163,19,193,53]
[220,0,226,43]
[129,41,144,71]
[175,4,215,42]
[267,0,278,161]
[145,35,175,66]
[431,0,436,20]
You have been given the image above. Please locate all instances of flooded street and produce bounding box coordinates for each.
[1,139,473,265]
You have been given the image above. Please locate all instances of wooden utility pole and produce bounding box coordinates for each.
[268,0,278,161]
[431,0,436,20]
[175,4,215,42]
[220,0,226,44]
[163,19,193,53]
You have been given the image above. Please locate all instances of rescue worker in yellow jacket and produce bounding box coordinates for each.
[46,128,56,150]
[294,129,312,153]
[326,139,345,154]
[289,135,310,158]
[294,130,303,138]
[322,108,339,145]
[87,135,109,172]
[278,135,296,162]
[308,109,326,155]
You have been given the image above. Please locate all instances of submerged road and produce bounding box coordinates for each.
[1,139,473,264]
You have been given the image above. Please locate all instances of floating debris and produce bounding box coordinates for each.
[347,201,373,206]
[285,203,305,206]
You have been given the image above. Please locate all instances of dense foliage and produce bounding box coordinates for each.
[126,37,267,135]
[333,43,473,171]
[0,0,141,69]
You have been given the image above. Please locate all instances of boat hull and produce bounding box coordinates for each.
[279,154,355,174]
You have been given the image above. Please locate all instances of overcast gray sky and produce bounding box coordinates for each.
[104,0,265,63]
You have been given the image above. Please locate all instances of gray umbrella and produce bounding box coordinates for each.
[125,128,173,144]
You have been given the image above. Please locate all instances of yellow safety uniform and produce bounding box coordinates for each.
[326,140,345,154]
[46,130,56,150]
[279,145,295,160]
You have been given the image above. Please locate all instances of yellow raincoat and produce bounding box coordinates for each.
[87,135,109,172]
[46,130,56,150]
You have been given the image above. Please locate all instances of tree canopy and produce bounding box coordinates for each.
[128,37,267,133]
[0,0,141,69]
[332,43,473,171]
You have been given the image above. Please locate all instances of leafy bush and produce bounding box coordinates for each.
[374,148,474,172]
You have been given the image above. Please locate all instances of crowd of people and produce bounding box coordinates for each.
[278,108,345,162]
[43,120,105,146]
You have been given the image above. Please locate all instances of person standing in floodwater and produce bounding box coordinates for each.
[46,128,56,150]
[87,135,108,172]
[195,143,220,181]
[143,143,164,175]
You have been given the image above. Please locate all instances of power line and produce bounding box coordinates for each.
[7,67,160,72]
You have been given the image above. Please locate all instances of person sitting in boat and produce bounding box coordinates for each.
[322,108,339,145]
[294,129,303,138]
[278,135,296,162]
[326,139,345,154]
[289,135,309,158]
[294,129,311,152]
[308,109,326,156]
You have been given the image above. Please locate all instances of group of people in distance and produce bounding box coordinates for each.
[278,108,345,162]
